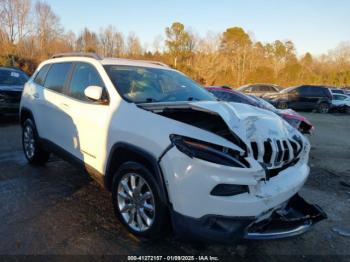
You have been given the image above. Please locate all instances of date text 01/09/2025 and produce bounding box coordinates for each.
[127,256,220,261]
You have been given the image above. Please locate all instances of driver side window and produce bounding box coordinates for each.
[68,63,106,102]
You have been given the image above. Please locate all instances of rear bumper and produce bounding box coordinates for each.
[171,194,326,243]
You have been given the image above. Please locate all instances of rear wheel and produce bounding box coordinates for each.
[318,103,330,114]
[22,118,50,165]
[277,101,288,109]
[112,161,169,240]
[346,106,350,114]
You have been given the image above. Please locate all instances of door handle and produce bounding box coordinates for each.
[33,93,39,99]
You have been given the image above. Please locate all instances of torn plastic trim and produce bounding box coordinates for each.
[244,194,327,240]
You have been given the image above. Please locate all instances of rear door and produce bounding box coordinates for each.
[36,62,74,150]
[306,86,326,109]
[292,86,316,110]
[297,86,312,109]
[63,62,110,170]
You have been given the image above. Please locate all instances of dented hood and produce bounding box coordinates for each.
[188,101,298,141]
[139,101,299,144]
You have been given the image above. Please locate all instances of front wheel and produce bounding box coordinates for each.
[112,162,169,240]
[22,118,50,165]
[318,103,330,114]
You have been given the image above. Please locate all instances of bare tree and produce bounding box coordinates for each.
[35,0,62,56]
[152,35,163,54]
[99,25,115,57]
[0,0,31,43]
[76,28,98,52]
[113,31,125,57]
[126,32,142,57]
[99,25,124,57]
[65,30,76,50]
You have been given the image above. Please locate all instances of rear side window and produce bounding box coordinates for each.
[298,86,311,96]
[44,63,72,93]
[34,64,50,86]
[311,87,325,96]
[323,88,332,98]
[266,86,276,92]
[68,63,105,101]
[257,86,269,92]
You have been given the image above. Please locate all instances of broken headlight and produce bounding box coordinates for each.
[170,134,250,168]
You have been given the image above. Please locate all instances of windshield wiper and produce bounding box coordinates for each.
[145,98,159,103]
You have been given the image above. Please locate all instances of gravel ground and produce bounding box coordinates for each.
[0,113,349,260]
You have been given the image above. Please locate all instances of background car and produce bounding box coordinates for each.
[263,85,333,113]
[237,83,282,97]
[331,88,346,95]
[341,87,350,95]
[331,93,350,113]
[0,67,29,115]
[207,86,314,134]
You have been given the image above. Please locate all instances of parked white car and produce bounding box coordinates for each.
[19,53,326,242]
[331,93,350,113]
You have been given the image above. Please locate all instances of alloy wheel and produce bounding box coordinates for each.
[117,173,155,232]
[319,104,329,113]
[23,125,35,159]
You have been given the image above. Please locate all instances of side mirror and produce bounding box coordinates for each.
[84,85,103,101]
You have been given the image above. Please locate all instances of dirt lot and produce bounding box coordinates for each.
[0,113,349,260]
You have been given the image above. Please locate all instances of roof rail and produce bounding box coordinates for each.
[51,52,102,60]
[135,59,170,68]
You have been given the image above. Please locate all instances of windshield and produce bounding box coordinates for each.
[0,69,28,86]
[104,65,216,103]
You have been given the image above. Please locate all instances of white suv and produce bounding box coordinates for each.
[20,53,326,242]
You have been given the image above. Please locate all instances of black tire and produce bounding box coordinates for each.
[22,118,50,165]
[277,101,288,109]
[346,106,350,114]
[318,103,330,114]
[112,161,169,240]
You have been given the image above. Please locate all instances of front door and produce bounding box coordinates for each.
[63,62,110,171]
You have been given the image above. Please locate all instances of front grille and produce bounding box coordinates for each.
[0,91,22,103]
[250,136,303,169]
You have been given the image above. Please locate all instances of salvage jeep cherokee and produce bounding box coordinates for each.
[19,53,326,242]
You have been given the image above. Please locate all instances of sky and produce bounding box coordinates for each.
[45,0,350,56]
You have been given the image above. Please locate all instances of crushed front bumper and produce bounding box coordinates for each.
[172,194,326,243]
[244,194,327,240]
